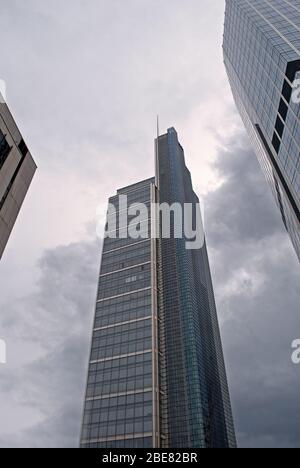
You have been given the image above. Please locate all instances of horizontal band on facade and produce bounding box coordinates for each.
[96,287,151,303]
[81,432,153,445]
[99,262,151,278]
[85,387,153,402]
[116,179,154,196]
[93,316,152,332]
[105,218,150,235]
[102,239,150,255]
[106,201,151,219]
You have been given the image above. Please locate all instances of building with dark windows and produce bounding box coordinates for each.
[223,0,300,262]
[0,95,36,259]
[80,128,236,449]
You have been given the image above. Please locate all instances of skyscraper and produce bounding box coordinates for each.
[223,0,300,262]
[80,128,236,449]
[0,95,36,259]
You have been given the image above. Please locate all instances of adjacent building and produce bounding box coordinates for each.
[80,128,236,448]
[0,94,36,259]
[223,0,300,261]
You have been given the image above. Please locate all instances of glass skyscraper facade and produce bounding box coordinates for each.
[81,178,159,449]
[0,95,36,259]
[156,128,236,448]
[80,128,236,448]
[223,0,300,262]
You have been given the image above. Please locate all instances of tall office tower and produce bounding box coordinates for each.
[0,95,36,259]
[80,128,236,449]
[223,0,300,261]
[156,128,236,448]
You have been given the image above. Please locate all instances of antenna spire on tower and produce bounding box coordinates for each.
[155,116,160,189]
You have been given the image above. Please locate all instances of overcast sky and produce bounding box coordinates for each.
[0,0,299,448]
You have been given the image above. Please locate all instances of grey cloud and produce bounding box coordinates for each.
[0,0,224,174]
[205,131,300,448]
[206,131,283,245]
[0,240,100,447]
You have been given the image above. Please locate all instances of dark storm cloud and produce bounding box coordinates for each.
[0,240,100,447]
[206,132,283,245]
[205,131,300,448]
